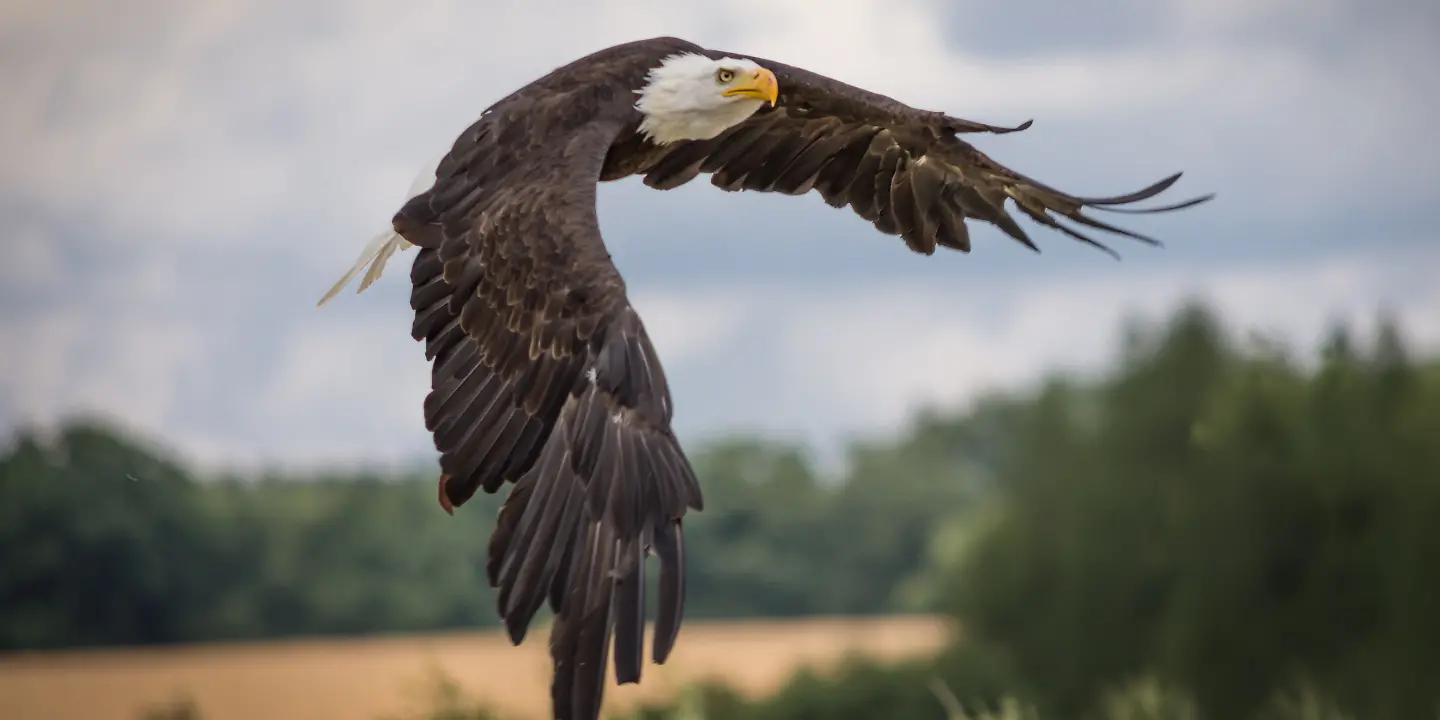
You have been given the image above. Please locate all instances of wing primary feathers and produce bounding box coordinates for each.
[1092,192,1217,215]
[651,520,686,664]
[1017,204,1123,260]
[933,195,972,253]
[871,145,906,235]
[1070,171,1185,205]
[843,132,889,220]
[1061,209,1165,247]
[957,188,1038,252]
[494,436,571,642]
[943,116,1035,135]
[551,518,618,720]
[812,128,880,207]
[478,308,697,720]
[611,537,647,684]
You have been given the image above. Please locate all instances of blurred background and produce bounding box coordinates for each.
[2,0,1438,718]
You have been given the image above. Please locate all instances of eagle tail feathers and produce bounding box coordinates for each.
[316,152,443,307]
[315,229,414,307]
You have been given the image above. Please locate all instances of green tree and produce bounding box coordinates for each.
[0,422,225,648]
[949,305,1440,719]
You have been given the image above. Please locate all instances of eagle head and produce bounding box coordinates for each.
[634,53,779,145]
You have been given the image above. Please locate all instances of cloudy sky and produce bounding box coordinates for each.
[2,0,1437,473]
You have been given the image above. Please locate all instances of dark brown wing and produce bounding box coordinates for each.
[393,47,703,720]
[639,53,1212,258]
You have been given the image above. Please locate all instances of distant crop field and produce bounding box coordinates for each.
[0,615,952,720]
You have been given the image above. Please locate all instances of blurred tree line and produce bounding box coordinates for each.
[5,302,1440,719]
[0,372,980,650]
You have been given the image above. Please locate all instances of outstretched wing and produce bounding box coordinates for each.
[394,80,702,720]
[639,54,1212,258]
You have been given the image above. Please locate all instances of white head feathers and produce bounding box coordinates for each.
[635,54,776,145]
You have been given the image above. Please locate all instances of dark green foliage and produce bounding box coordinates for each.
[746,657,945,720]
[0,425,510,649]
[616,645,1030,720]
[0,422,226,649]
[947,303,1440,720]
[618,656,961,720]
[682,436,980,619]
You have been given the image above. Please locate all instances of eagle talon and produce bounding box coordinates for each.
[437,474,454,516]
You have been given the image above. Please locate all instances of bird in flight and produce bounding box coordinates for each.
[318,36,1211,720]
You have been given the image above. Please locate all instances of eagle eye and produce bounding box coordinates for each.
[715,69,735,84]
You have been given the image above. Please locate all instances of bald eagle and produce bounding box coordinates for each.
[318,36,1210,720]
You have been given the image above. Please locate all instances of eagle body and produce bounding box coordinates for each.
[319,36,1210,720]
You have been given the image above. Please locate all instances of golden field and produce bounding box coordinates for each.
[0,615,952,720]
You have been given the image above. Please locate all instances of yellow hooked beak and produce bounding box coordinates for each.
[722,67,779,106]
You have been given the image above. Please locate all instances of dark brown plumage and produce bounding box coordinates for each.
[384,35,1210,720]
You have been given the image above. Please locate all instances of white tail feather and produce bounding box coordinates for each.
[316,152,445,308]
[315,230,413,307]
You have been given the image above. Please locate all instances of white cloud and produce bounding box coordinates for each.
[2,229,63,293]
[1164,0,1348,34]
[0,303,207,449]
[228,309,435,469]
[628,288,757,367]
